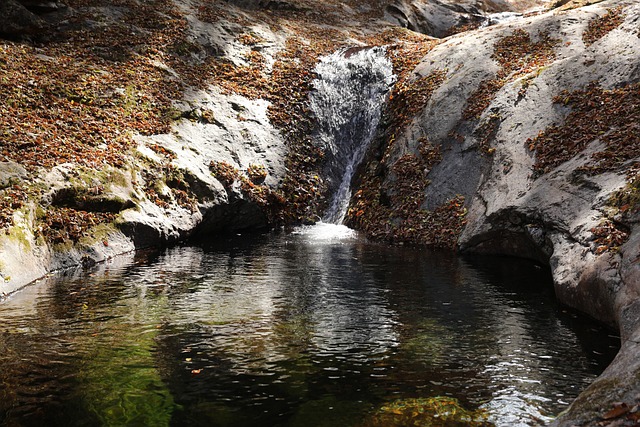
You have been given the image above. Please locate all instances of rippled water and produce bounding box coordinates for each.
[0,228,619,426]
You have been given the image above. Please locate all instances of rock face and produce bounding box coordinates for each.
[0,0,292,296]
[0,85,287,295]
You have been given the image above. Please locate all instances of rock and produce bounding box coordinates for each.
[0,0,44,35]
[134,85,286,235]
[0,162,28,189]
[19,0,67,14]
[551,330,640,426]
[554,219,640,425]
[384,0,552,37]
[384,0,484,37]
[353,1,640,423]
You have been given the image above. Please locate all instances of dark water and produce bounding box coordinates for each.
[0,226,619,426]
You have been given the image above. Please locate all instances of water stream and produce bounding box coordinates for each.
[0,232,619,426]
[309,46,394,224]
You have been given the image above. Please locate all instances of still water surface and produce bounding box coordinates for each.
[0,226,619,426]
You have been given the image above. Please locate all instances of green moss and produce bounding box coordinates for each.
[608,174,640,213]
[35,234,46,247]
[106,170,129,189]
[35,205,46,220]
[161,106,184,121]
[78,223,118,247]
[52,240,74,253]
[69,166,131,191]
[6,225,31,251]
[122,85,138,115]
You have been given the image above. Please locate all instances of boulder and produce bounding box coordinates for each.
[0,0,44,34]
[0,162,28,189]
[384,0,485,37]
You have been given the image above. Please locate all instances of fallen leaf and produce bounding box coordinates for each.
[603,402,630,420]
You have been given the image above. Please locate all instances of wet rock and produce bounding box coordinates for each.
[384,0,482,37]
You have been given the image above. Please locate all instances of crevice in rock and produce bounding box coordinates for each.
[196,198,269,234]
[50,187,135,213]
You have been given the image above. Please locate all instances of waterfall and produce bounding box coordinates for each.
[310,46,395,224]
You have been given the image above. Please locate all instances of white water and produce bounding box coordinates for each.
[291,222,358,242]
[309,46,395,225]
[482,11,523,26]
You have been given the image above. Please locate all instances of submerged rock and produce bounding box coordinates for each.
[363,396,491,426]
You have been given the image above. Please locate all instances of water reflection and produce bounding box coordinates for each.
[0,230,619,427]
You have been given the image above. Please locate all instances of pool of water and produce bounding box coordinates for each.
[0,227,620,426]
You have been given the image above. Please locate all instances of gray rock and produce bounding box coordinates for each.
[385,0,483,37]
[384,0,551,37]
[0,162,28,189]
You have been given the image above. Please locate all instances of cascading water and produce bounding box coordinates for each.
[309,46,395,225]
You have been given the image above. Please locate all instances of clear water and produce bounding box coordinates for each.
[0,228,619,426]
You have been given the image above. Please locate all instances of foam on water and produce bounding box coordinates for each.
[292,222,358,242]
